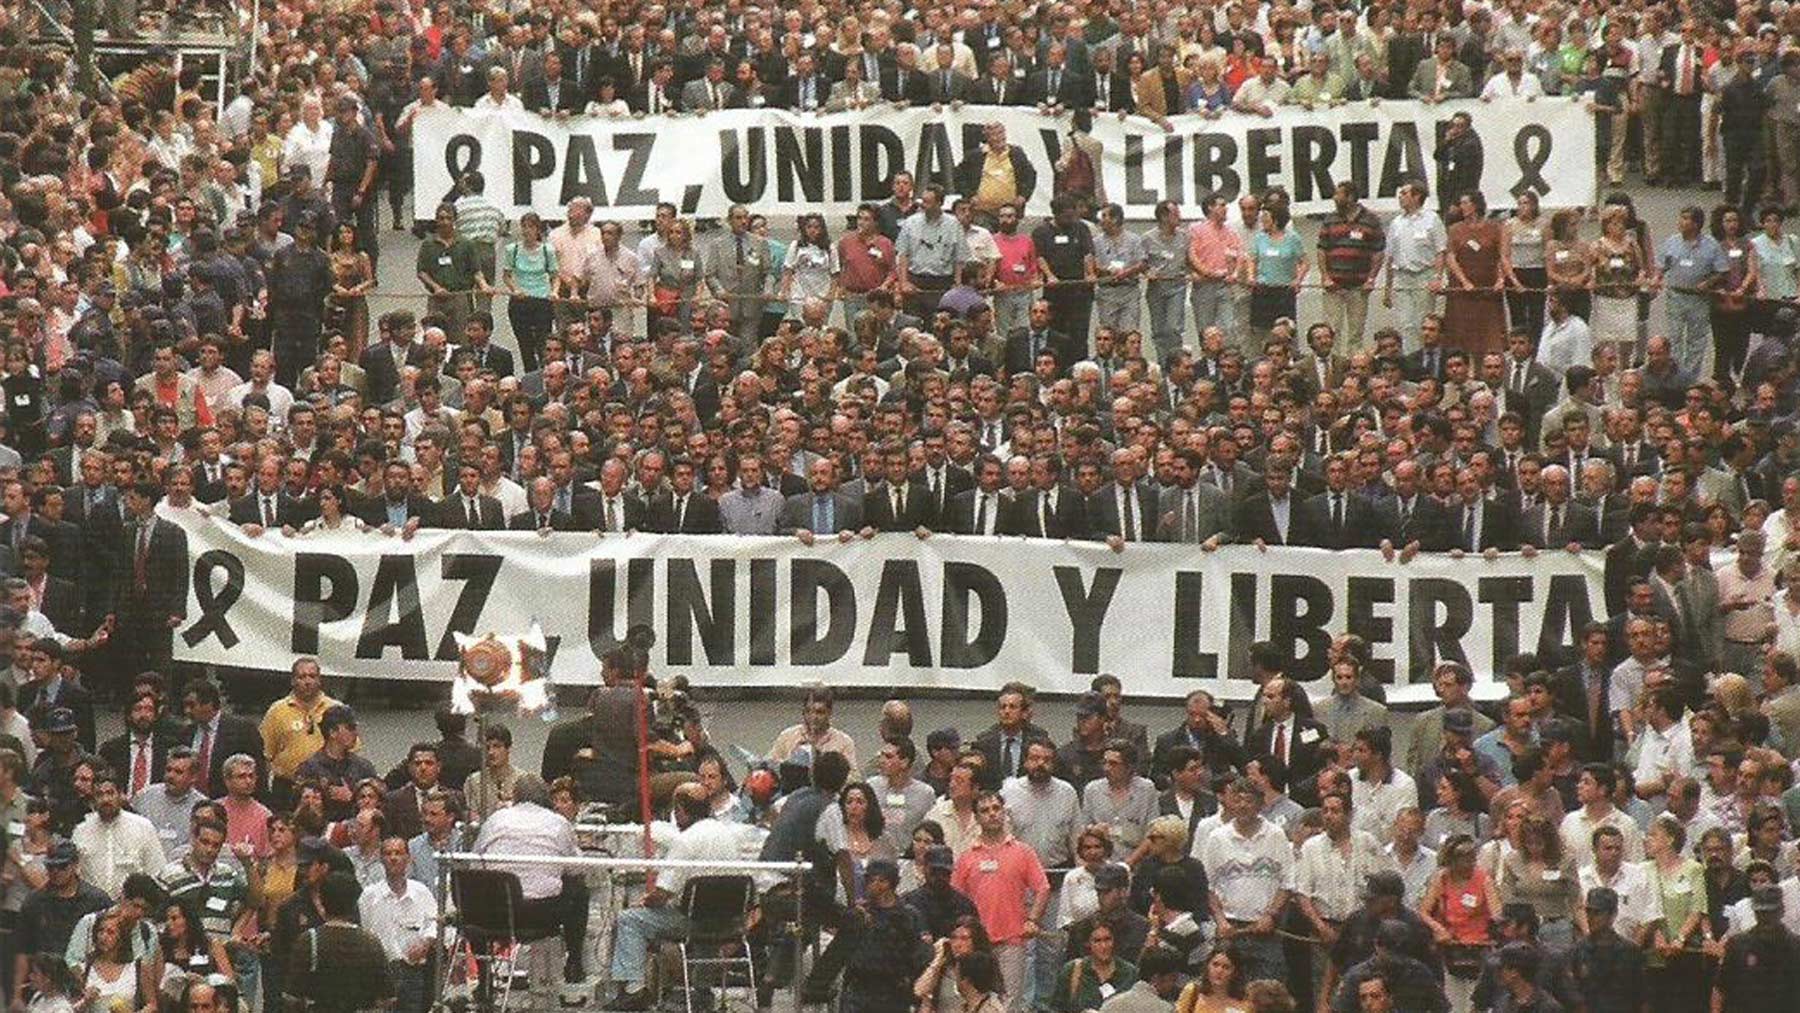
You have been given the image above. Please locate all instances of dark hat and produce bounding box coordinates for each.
[1584,887,1619,914]
[319,704,356,734]
[864,858,901,885]
[1754,885,1785,913]
[43,707,77,734]
[1074,691,1107,719]
[924,845,956,871]
[1443,708,1476,735]
[1364,871,1405,899]
[45,840,77,867]
[1093,864,1130,891]
[926,728,961,752]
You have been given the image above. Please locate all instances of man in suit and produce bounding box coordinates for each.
[1518,464,1601,551]
[915,440,975,521]
[1004,455,1085,538]
[880,44,931,105]
[1295,454,1382,549]
[1498,330,1561,444]
[942,455,1009,537]
[108,482,188,680]
[644,461,723,534]
[1408,35,1475,101]
[1378,460,1453,554]
[0,481,50,562]
[864,448,936,534]
[358,462,434,531]
[1026,41,1089,109]
[19,538,80,636]
[509,478,578,532]
[1086,46,1135,113]
[460,312,514,377]
[1449,467,1517,552]
[1151,690,1248,783]
[1603,503,1664,616]
[1157,450,1231,544]
[780,52,831,111]
[1248,676,1330,793]
[100,692,176,798]
[923,44,973,103]
[48,413,100,488]
[1088,450,1158,545]
[523,52,584,114]
[780,459,866,541]
[706,205,770,341]
[1401,315,1451,382]
[435,462,507,529]
[1155,745,1219,842]
[631,59,678,114]
[229,458,314,529]
[969,52,1027,105]
[1232,468,1301,547]
[1003,299,1071,375]
[359,311,421,406]
[177,678,261,796]
[971,682,1053,787]
[679,57,738,111]
[591,459,648,533]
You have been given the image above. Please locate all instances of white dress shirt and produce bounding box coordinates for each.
[358,876,440,962]
[72,810,168,897]
[471,801,577,899]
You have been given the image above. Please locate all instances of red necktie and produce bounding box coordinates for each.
[197,725,213,795]
[1273,722,1287,764]
[131,739,149,796]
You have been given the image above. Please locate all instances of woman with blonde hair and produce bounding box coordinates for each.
[1711,672,1757,720]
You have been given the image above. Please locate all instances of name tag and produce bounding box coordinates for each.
[1461,892,1479,908]
[206,896,229,911]
[437,255,452,266]
[1729,248,1744,258]
[1609,257,1625,269]
[679,259,695,270]
[1466,239,1482,252]
[1555,249,1571,261]
[1013,263,1027,274]
[1541,869,1562,881]
[869,248,883,259]
[1299,727,1320,744]
[189,954,209,967]
[11,395,26,406]
[6,821,21,838]
[1348,230,1364,240]
[1679,258,1694,268]
[1670,879,1693,895]
[978,859,1000,872]
[1054,235,1070,245]
[1524,229,1541,241]
[1109,260,1125,270]
[1098,984,1117,999]
[886,793,908,807]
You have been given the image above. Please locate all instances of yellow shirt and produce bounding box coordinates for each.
[975,147,1018,210]
[261,693,341,779]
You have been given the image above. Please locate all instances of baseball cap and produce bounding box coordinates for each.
[43,708,77,734]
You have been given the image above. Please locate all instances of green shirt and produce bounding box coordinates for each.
[418,236,481,292]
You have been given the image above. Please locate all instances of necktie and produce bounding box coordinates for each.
[736,234,745,264]
[892,487,904,521]
[1401,499,1412,527]
[606,498,620,532]
[814,495,831,532]
[1183,490,1197,542]
[1625,443,1636,469]
[1123,487,1137,540]
[711,82,720,107]
[941,70,951,95]
[675,495,687,531]
[1550,504,1561,543]
[262,495,276,527]
[1512,361,1526,394]
[1098,76,1108,105]
[1273,722,1287,764]
[1464,507,1477,550]
[1038,494,1050,536]
[1332,493,1345,531]
[467,497,480,528]
[196,724,213,794]
[1050,69,1060,94]
[1002,735,1016,776]
[131,739,150,796]
[134,521,151,592]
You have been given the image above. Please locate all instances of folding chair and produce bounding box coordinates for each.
[447,868,561,1013]
[676,875,758,1013]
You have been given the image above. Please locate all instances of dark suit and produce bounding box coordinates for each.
[972,722,1053,788]
[188,462,232,504]
[358,342,420,405]
[35,574,81,635]
[523,75,584,114]
[969,75,1028,106]
[1378,495,1453,552]
[1294,490,1381,549]
[1518,501,1602,549]
[1402,346,1451,383]
[1448,499,1518,552]
[1603,537,1660,616]
[187,714,263,796]
[227,491,314,528]
[355,495,434,527]
[1248,717,1330,794]
[461,343,514,377]
[879,65,930,105]
[35,519,83,584]
[19,677,96,751]
[914,466,974,521]
[1003,326,1078,375]
[1151,723,1248,785]
[644,490,723,534]
[924,68,974,103]
[953,145,1038,207]
[1586,494,1631,544]
[110,517,188,673]
[433,494,506,530]
[1004,486,1087,539]
[590,492,648,533]
[1232,493,1300,545]
[507,508,577,531]
[864,480,937,533]
[942,488,1010,536]
[1088,482,1159,542]
[1088,70,1135,112]
[779,491,863,534]
[1025,67,1089,107]
[100,732,174,794]
[779,73,832,111]
[1606,442,1662,489]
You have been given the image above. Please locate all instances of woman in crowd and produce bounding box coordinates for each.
[779,213,838,318]
[916,915,993,1013]
[1711,205,1759,383]
[1185,56,1233,114]
[1423,771,1488,849]
[1544,208,1592,322]
[649,218,704,334]
[501,211,558,373]
[1049,922,1138,1013]
[1445,191,1507,358]
[26,955,80,1013]
[291,485,363,536]
[1500,190,1549,340]
[159,895,233,996]
[1420,835,1498,1013]
[328,221,374,360]
[1591,204,1650,366]
[1754,207,1800,308]
[1497,814,1580,947]
[1737,805,1794,871]
[1644,815,1708,1013]
[955,950,1006,1013]
[4,797,52,908]
[899,820,948,895]
[1248,204,1305,339]
[1173,946,1249,1013]
[829,782,892,905]
[79,912,156,1013]
[1057,827,1120,930]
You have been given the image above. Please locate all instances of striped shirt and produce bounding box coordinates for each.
[453,195,506,245]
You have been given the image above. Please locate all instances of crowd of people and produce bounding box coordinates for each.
[6,0,1800,1012]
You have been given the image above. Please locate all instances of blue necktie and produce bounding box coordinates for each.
[814,496,832,532]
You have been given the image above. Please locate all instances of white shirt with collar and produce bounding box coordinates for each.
[358,876,440,962]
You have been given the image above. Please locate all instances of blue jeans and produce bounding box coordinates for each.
[1145,279,1189,361]
[609,905,688,988]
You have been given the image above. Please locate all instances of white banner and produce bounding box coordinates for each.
[411,98,1593,222]
[165,506,1603,703]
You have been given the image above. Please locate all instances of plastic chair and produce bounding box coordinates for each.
[676,875,758,1013]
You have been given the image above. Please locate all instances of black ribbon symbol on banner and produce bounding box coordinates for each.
[1511,125,1553,198]
[183,550,245,649]
[443,135,482,186]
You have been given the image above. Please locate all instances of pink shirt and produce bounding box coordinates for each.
[992,232,1039,288]
[1187,219,1244,278]
[221,795,273,858]
[951,835,1049,944]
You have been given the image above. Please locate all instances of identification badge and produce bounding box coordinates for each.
[1679,258,1694,267]
[1670,879,1692,895]
[1099,984,1117,999]
[12,395,26,406]
[1348,230,1364,240]
[6,821,21,839]
[1299,727,1320,744]
[978,859,1000,872]
[1460,892,1479,908]
[1054,235,1070,245]
[1013,263,1027,273]
[1729,248,1744,258]
[438,255,452,266]
[680,259,695,270]
[1109,260,1125,270]
[887,793,908,807]
[1466,239,1482,252]
[1609,256,1625,268]
[869,248,883,259]
[189,954,209,967]
[1555,249,1571,261]
[292,719,306,732]
[1541,869,1562,881]
[206,896,229,911]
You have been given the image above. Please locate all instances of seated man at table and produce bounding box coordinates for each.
[469,775,589,991]
[609,782,753,1010]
